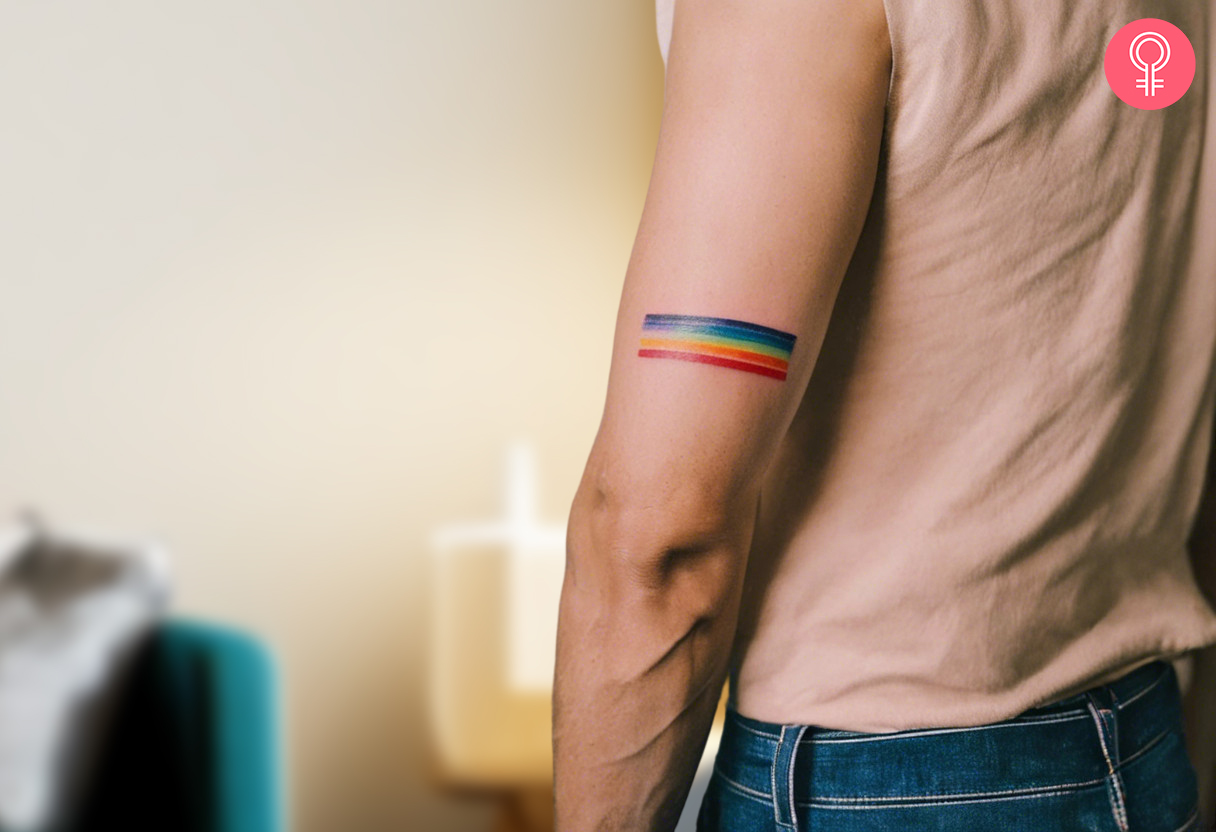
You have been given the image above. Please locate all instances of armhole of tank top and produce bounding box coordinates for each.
[655,0,674,75]
[879,0,900,114]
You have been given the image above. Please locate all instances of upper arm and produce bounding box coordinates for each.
[585,0,892,531]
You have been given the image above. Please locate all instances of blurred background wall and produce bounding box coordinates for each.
[0,1,664,829]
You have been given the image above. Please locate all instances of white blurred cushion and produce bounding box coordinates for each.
[0,517,171,832]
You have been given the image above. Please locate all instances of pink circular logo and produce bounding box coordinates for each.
[1105,19,1196,110]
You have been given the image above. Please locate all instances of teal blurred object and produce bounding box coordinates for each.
[73,618,285,832]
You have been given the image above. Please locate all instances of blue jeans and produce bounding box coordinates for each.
[698,659,1204,831]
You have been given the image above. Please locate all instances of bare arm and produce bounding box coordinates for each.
[551,0,891,828]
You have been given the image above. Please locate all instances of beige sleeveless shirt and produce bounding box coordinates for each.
[656,0,1216,732]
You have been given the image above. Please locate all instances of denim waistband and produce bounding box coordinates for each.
[716,658,1182,804]
[1014,657,1174,717]
[728,657,1171,741]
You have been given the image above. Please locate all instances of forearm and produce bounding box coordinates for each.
[552,473,754,831]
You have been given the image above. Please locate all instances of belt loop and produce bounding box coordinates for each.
[1084,688,1129,832]
[771,724,809,829]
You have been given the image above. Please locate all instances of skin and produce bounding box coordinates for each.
[551,0,892,829]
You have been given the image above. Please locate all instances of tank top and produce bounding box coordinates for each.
[655,0,1216,732]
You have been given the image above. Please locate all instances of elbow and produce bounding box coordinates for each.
[567,472,750,625]
[559,474,751,694]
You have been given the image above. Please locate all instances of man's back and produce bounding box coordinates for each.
[690,0,1216,732]
[555,1,1216,826]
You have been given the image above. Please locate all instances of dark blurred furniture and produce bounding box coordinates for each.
[74,618,284,832]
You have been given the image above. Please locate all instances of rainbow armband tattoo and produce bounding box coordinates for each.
[637,313,796,381]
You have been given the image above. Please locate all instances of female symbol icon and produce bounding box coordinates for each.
[1105,18,1195,110]
[1130,31,1169,97]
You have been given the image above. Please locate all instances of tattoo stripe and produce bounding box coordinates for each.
[640,331,792,360]
[637,349,788,380]
[643,314,796,345]
[637,314,796,380]
[642,314,796,351]
[638,338,789,371]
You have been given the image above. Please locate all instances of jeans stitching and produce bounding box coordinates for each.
[1115,727,1169,771]
[1008,710,1091,725]
[726,723,1113,808]
[731,719,781,740]
[794,778,1109,808]
[1085,696,1129,832]
[733,709,1092,744]
[1106,713,1129,831]
[772,726,792,829]
[807,716,1088,743]
[787,725,808,828]
[717,666,1179,819]
[1172,806,1200,832]
[792,778,1108,802]
[796,775,1107,805]
[713,764,772,802]
[1108,758,1130,830]
[727,665,1167,742]
[1116,666,1170,711]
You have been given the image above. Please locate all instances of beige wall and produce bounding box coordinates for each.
[0,2,663,829]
